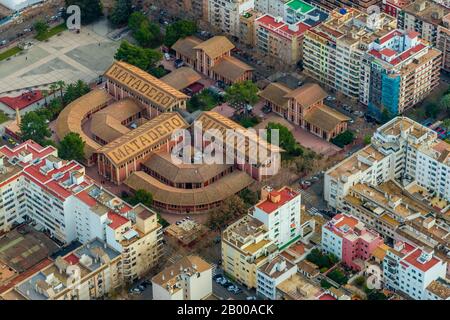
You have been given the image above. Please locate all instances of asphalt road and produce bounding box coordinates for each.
[212,267,258,301]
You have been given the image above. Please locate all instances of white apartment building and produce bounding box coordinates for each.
[152,256,212,300]
[383,241,447,300]
[6,238,123,300]
[251,186,302,249]
[256,254,297,299]
[324,116,450,211]
[0,141,163,283]
[254,0,287,18]
[208,0,254,36]
[303,8,397,99]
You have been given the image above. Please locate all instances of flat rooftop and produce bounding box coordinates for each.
[0,225,59,273]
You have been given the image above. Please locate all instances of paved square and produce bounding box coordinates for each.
[0,22,120,94]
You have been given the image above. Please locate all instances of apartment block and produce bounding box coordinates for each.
[324,116,450,210]
[383,0,412,18]
[398,0,450,72]
[208,0,254,37]
[152,256,212,300]
[0,141,163,283]
[303,8,397,100]
[251,186,302,249]
[322,213,384,270]
[239,10,260,46]
[424,277,450,300]
[254,0,288,18]
[256,254,297,299]
[4,239,122,300]
[221,215,278,289]
[360,29,441,116]
[255,14,311,65]
[302,0,382,13]
[383,241,447,299]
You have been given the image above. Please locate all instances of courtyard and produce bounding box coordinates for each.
[0,19,120,95]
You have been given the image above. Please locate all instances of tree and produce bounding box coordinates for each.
[128,189,153,208]
[128,12,161,48]
[58,132,85,162]
[65,0,103,25]
[266,122,303,157]
[327,268,348,285]
[331,130,355,148]
[164,20,197,47]
[238,188,258,207]
[20,111,52,145]
[109,0,132,27]
[56,80,66,104]
[63,80,90,105]
[225,81,259,109]
[442,119,450,131]
[114,41,162,71]
[363,134,372,145]
[440,94,450,111]
[207,195,247,230]
[34,20,49,38]
[425,102,439,118]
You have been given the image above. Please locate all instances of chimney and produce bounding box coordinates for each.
[261,186,273,201]
[269,192,281,203]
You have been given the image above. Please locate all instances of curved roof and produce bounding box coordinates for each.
[55,89,113,159]
[143,152,232,184]
[125,170,253,208]
[90,98,143,143]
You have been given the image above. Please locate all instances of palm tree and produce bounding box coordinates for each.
[56,80,65,105]
[42,90,49,106]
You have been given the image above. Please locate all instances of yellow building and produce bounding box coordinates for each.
[221,215,278,289]
[106,204,163,283]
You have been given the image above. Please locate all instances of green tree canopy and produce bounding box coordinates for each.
[20,111,52,146]
[266,122,303,157]
[63,80,91,105]
[331,130,355,148]
[65,0,103,25]
[114,41,162,71]
[207,195,247,230]
[58,132,85,162]
[128,189,153,208]
[109,0,132,26]
[225,81,259,107]
[440,94,450,111]
[34,20,49,38]
[164,20,197,47]
[128,12,162,48]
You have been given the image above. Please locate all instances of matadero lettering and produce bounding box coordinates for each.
[107,66,175,108]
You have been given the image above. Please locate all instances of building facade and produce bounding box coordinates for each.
[221,215,278,289]
[397,0,450,72]
[360,29,441,116]
[303,8,397,100]
[152,256,212,300]
[322,213,384,270]
[251,186,302,249]
[208,0,255,36]
[383,241,447,299]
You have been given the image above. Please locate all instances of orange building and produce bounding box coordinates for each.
[172,36,253,85]
[104,61,189,118]
[260,83,349,141]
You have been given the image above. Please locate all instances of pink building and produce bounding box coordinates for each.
[322,213,384,271]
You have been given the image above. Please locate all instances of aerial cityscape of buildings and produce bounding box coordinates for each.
[0,0,449,304]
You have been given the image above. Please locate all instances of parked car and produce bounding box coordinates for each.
[213,274,223,281]
[164,53,171,61]
[353,110,364,117]
[174,59,184,68]
[246,296,256,300]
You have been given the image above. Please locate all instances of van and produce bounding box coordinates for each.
[164,53,171,61]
